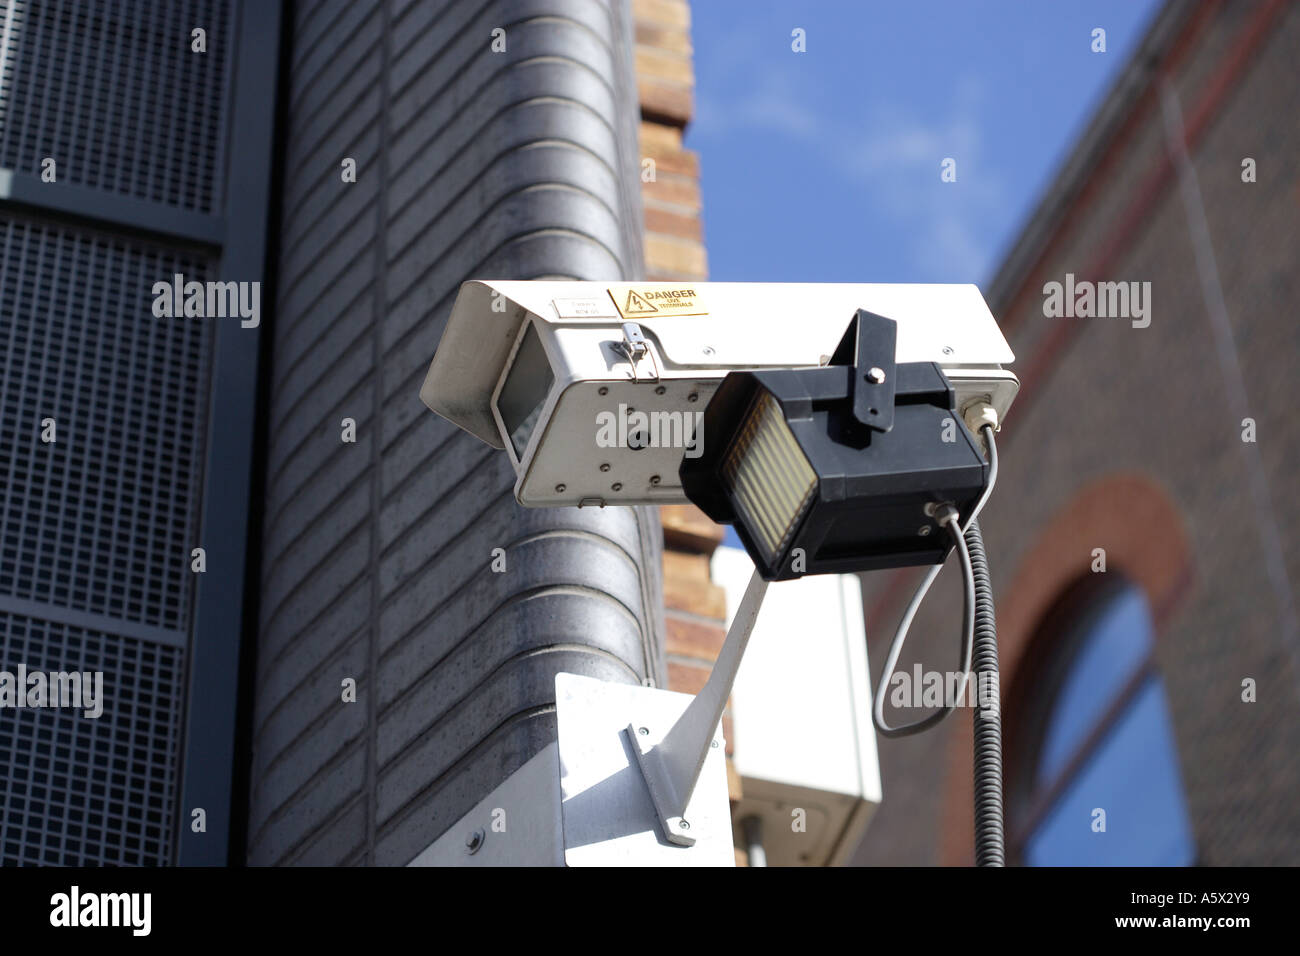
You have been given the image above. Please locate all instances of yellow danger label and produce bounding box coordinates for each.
[607,284,707,319]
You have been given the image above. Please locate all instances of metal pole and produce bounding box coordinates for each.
[630,567,768,845]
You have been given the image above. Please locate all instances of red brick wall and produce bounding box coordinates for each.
[634,0,708,283]
[854,0,1300,865]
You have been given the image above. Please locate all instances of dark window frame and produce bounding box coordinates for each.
[1004,571,1190,864]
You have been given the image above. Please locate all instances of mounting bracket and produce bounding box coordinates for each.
[828,308,898,433]
[626,568,768,845]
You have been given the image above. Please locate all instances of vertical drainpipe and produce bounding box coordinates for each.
[246,0,664,865]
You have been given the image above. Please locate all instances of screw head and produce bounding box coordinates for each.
[599,463,610,472]
[679,820,691,830]
[649,475,661,486]
[655,385,666,395]
[866,366,886,384]
[465,828,485,854]
[611,482,623,491]
[598,385,609,396]
[918,525,932,537]
[638,726,649,736]
[687,392,699,403]
[941,346,954,356]
[711,739,720,749]
[702,346,715,356]
[555,483,566,493]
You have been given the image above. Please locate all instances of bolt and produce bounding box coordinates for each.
[649,475,661,486]
[655,385,666,395]
[941,346,954,356]
[599,463,610,472]
[638,726,649,736]
[679,820,691,830]
[687,392,699,403]
[866,366,886,384]
[612,482,623,491]
[598,385,609,396]
[918,525,932,537]
[555,483,566,493]
[465,828,485,854]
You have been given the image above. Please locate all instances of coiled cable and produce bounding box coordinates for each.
[869,424,1004,865]
[965,516,1004,866]
[872,424,998,737]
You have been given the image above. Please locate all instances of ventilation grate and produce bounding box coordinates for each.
[0,214,214,630]
[0,0,232,212]
[0,611,184,866]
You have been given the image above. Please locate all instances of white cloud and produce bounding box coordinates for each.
[695,64,1009,280]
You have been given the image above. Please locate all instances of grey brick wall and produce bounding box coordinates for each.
[246,0,662,866]
[854,0,1300,866]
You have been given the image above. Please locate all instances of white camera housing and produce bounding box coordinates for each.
[420,280,1018,507]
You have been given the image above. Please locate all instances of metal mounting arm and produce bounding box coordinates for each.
[828,308,898,433]
[628,568,769,846]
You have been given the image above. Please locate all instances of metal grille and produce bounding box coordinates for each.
[0,214,213,630]
[0,611,184,865]
[0,0,232,212]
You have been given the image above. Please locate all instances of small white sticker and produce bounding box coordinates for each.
[553,297,617,319]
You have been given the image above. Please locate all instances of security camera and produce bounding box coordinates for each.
[420,280,1020,865]
[420,280,1018,509]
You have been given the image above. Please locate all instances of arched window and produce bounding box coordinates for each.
[1007,574,1194,865]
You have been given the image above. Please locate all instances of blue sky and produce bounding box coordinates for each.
[686,1,1163,286]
